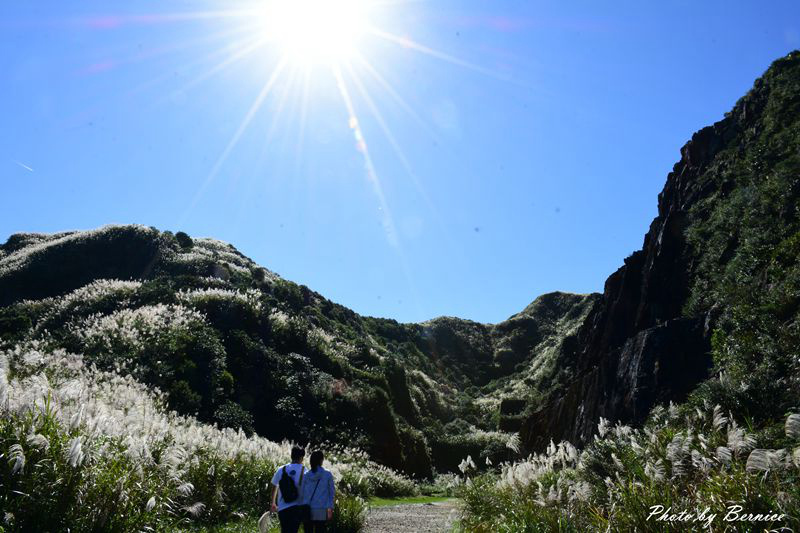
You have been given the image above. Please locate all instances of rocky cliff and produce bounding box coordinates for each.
[522,50,800,451]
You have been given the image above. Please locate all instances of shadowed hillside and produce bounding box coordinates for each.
[0,226,595,477]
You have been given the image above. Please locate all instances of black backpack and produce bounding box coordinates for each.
[279,465,303,503]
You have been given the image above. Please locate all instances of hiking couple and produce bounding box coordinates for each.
[270,446,335,533]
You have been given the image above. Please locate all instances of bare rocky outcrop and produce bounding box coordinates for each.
[521,52,800,451]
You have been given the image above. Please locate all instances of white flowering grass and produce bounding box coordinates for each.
[0,345,411,531]
[24,279,143,334]
[164,237,278,284]
[460,402,800,532]
[177,287,263,314]
[64,304,211,376]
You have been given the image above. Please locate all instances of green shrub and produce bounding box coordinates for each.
[330,494,368,533]
[214,400,255,435]
[176,231,194,249]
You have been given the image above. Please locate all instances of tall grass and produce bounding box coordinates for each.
[0,344,411,531]
[460,403,800,531]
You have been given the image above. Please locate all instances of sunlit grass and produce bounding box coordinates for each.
[369,495,453,507]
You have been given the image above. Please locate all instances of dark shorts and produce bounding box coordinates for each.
[303,520,328,533]
[277,505,303,533]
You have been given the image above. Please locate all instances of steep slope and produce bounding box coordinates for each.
[0,226,593,476]
[521,50,800,451]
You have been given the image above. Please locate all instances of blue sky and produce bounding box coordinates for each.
[2,1,798,323]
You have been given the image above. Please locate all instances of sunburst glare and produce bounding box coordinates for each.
[257,0,369,65]
[99,0,506,257]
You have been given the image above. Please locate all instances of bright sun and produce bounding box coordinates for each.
[175,0,492,241]
[258,0,369,65]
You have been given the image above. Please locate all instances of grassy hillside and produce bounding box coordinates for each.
[0,342,414,531]
[0,226,594,480]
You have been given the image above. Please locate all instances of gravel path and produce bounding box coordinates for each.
[365,500,460,533]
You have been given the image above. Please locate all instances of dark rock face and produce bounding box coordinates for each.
[521,127,722,448]
[523,317,711,450]
[521,53,800,451]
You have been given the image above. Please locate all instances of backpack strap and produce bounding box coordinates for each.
[309,479,321,501]
[298,466,304,487]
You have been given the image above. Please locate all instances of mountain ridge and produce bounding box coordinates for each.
[0,224,596,476]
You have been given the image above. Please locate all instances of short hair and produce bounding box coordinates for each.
[310,450,324,471]
[291,446,306,461]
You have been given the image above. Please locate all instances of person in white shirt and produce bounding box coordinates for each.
[270,446,306,533]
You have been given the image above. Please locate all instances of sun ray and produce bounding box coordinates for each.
[137,30,269,108]
[332,64,399,247]
[59,22,260,131]
[229,67,304,230]
[344,63,432,206]
[174,36,268,96]
[334,64,426,317]
[264,66,299,143]
[367,26,510,81]
[230,71,298,230]
[343,61,460,257]
[294,67,312,170]
[179,56,288,224]
[353,51,440,143]
[75,9,261,29]
[78,20,255,79]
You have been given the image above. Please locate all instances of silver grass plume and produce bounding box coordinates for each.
[716,446,732,465]
[746,449,770,472]
[8,444,25,474]
[746,449,788,472]
[644,459,665,481]
[26,433,49,451]
[145,496,156,513]
[506,434,521,454]
[69,405,85,431]
[691,449,713,474]
[694,406,704,422]
[177,482,194,497]
[458,455,476,474]
[597,418,610,438]
[785,413,800,439]
[727,421,756,455]
[668,402,679,419]
[66,436,84,468]
[183,502,206,517]
[666,432,690,463]
[712,405,728,431]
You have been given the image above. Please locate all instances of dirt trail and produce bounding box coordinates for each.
[365,500,460,533]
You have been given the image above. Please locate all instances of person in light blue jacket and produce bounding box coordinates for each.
[302,450,335,532]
